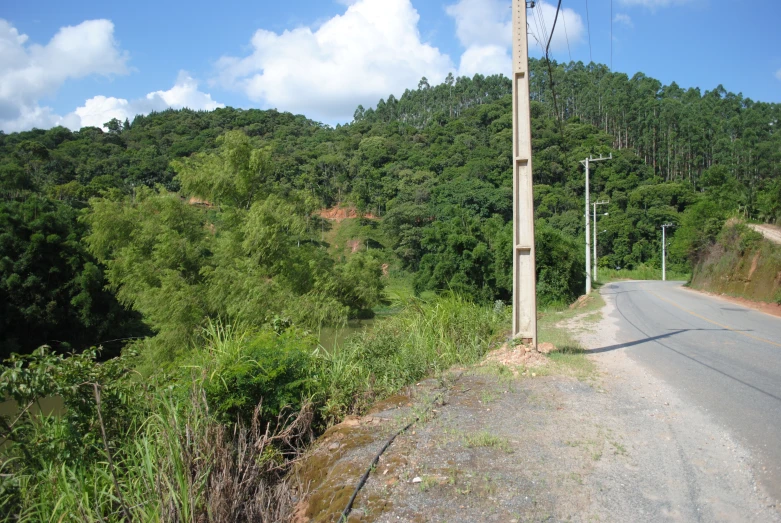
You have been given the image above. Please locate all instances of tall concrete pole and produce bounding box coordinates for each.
[580,155,610,294]
[661,223,673,281]
[511,0,537,346]
[592,200,609,283]
[584,159,591,295]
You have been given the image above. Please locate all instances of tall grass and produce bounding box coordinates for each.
[314,294,508,420]
[1,295,507,521]
[4,387,311,522]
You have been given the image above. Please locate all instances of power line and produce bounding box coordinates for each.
[541,0,564,137]
[530,9,546,55]
[536,2,550,50]
[561,5,572,63]
[584,0,593,63]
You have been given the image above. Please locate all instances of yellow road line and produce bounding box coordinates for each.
[650,292,781,348]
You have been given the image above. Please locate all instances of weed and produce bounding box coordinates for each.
[610,441,627,456]
[463,431,512,453]
[419,476,438,492]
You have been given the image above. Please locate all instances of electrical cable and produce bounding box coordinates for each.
[530,8,548,55]
[536,2,550,49]
[542,0,564,134]
[544,0,563,56]
[585,0,593,63]
[338,388,449,522]
[561,5,573,63]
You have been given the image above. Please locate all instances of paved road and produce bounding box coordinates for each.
[601,280,781,504]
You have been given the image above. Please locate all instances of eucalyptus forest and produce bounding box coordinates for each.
[1,58,780,520]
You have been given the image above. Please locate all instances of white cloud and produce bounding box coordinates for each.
[614,13,634,27]
[775,69,781,82]
[214,0,453,124]
[446,0,584,76]
[69,72,224,129]
[0,71,223,132]
[0,18,129,131]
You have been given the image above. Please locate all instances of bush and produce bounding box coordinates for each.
[194,320,316,424]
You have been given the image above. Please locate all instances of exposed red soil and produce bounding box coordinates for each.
[684,286,781,319]
[319,206,377,221]
[186,196,215,208]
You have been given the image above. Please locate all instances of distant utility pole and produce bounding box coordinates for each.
[661,223,673,281]
[580,155,611,294]
[511,0,537,346]
[592,200,609,282]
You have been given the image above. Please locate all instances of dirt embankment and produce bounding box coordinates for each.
[691,221,781,304]
[319,206,378,221]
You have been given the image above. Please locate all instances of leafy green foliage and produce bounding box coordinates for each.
[0,197,144,358]
[194,321,315,424]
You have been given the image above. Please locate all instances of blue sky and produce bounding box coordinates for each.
[1,0,780,132]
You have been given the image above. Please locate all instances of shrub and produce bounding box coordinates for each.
[194,320,316,425]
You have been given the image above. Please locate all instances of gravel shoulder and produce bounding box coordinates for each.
[294,292,780,522]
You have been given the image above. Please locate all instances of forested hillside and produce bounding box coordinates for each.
[4,56,781,521]
[1,58,780,357]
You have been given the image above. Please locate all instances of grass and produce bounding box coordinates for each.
[599,265,690,282]
[2,294,507,522]
[462,431,512,453]
[316,294,508,421]
[535,293,604,379]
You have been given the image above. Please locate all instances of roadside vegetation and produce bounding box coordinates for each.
[690,221,781,304]
[1,58,780,520]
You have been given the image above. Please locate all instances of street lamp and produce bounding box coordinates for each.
[661,223,674,281]
[592,200,609,283]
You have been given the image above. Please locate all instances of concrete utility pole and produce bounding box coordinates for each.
[661,223,673,281]
[580,155,611,294]
[592,200,609,282]
[511,0,537,346]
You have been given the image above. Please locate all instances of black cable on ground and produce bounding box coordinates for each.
[338,418,417,522]
[338,387,450,522]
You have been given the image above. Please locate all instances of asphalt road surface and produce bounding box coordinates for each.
[602,280,781,503]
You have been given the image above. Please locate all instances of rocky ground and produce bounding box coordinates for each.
[293,292,780,522]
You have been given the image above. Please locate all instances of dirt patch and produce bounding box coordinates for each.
[319,206,378,221]
[683,285,781,319]
[481,343,551,375]
[749,223,781,245]
[186,196,214,208]
[347,239,362,253]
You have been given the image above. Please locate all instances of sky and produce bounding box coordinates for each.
[1,0,780,132]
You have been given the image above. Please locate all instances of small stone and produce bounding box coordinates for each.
[412,477,422,483]
[531,372,537,377]
[328,442,340,451]
[524,346,531,353]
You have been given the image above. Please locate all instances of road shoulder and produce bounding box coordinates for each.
[293,294,780,522]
